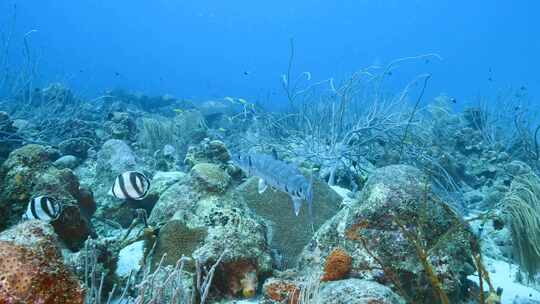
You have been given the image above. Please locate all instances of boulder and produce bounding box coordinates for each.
[96,139,137,181]
[58,137,94,159]
[184,138,231,169]
[190,162,231,193]
[148,180,199,226]
[298,165,477,303]
[318,279,405,304]
[53,155,80,169]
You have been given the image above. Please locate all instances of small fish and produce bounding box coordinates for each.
[238,98,248,104]
[450,97,457,104]
[243,71,250,76]
[23,196,62,221]
[111,171,151,200]
[232,152,314,224]
[218,127,227,132]
[115,72,121,77]
[173,108,184,114]
[224,96,235,103]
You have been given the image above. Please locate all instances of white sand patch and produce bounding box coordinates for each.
[468,257,540,303]
[116,240,145,278]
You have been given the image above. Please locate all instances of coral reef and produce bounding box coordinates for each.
[2,75,538,303]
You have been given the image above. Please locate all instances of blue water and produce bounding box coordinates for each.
[1,0,539,106]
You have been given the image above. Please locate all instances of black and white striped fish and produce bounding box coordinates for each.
[111,171,151,201]
[23,196,62,221]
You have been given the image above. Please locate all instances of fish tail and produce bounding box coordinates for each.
[309,197,315,234]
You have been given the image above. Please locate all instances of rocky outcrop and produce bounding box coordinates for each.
[318,279,405,304]
[298,165,477,303]
[184,138,231,169]
[190,162,231,193]
[96,139,137,181]
[146,168,273,299]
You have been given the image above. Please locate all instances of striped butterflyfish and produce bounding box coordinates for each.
[23,195,62,221]
[111,171,151,200]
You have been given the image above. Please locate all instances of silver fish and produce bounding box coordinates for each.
[232,152,314,220]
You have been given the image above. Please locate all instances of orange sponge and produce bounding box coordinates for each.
[321,248,352,282]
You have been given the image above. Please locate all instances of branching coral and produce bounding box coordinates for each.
[502,172,540,280]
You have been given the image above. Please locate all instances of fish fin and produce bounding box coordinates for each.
[258,179,268,194]
[292,197,302,216]
[308,194,315,233]
[271,148,278,160]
